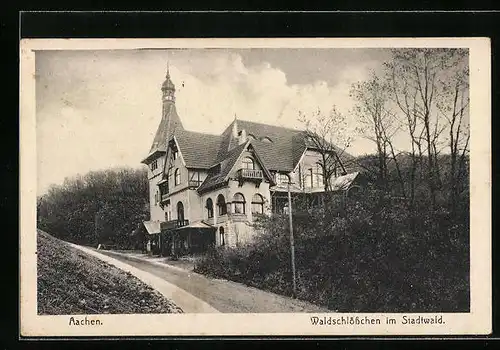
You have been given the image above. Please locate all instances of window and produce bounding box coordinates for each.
[276,173,290,185]
[206,198,214,218]
[219,227,225,246]
[159,182,168,197]
[242,157,254,170]
[172,149,178,160]
[247,134,256,140]
[251,194,265,214]
[260,137,273,143]
[177,202,184,221]
[165,203,172,221]
[233,193,246,214]
[217,194,227,216]
[174,168,181,186]
[151,159,158,171]
[305,168,314,188]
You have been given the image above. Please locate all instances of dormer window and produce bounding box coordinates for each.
[260,137,273,143]
[151,159,158,171]
[247,133,256,140]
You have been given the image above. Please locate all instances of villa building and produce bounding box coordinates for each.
[140,67,362,256]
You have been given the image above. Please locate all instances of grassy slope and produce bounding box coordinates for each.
[37,230,183,315]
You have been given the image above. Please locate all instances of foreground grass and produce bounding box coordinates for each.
[37,230,183,315]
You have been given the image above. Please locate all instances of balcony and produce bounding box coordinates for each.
[237,168,263,187]
[237,168,263,179]
[160,193,169,202]
[161,219,190,231]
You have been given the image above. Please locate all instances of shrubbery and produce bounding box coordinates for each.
[195,187,469,312]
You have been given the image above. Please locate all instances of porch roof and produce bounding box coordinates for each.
[143,220,162,235]
[176,221,215,230]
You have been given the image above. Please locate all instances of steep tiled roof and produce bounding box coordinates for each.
[197,142,248,193]
[143,103,183,163]
[223,120,303,172]
[175,129,222,169]
[150,110,356,189]
[172,118,354,174]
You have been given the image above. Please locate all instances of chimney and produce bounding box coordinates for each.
[238,129,247,145]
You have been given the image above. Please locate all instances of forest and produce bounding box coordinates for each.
[37,167,148,249]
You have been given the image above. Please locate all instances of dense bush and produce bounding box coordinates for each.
[195,186,470,312]
[37,167,149,249]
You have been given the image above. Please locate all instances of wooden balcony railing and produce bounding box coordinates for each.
[237,168,263,179]
[161,219,189,230]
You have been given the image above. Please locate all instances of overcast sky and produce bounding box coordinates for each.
[36,48,393,195]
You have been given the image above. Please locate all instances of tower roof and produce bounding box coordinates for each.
[161,64,175,91]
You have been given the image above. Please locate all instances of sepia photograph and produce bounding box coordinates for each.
[20,38,491,336]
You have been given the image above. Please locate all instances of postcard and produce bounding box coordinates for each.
[20,37,491,336]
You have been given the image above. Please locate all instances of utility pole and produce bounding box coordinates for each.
[287,180,297,298]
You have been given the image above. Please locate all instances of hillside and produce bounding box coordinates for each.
[37,230,182,314]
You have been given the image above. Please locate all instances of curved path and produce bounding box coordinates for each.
[91,249,328,313]
[69,243,218,313]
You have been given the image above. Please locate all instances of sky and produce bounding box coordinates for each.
[36,48,393,195]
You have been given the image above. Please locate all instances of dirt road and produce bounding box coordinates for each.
[97,250,328,313]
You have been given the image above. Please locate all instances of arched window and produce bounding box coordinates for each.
[251,193,265,214]
[174,168,181,186]
[276,173,290,185]
[219,227,225,246]
[206,198,214,218]
[177,201,184,221]
[233,193,246,214]
[242,157,254,170]
[217,194,227,216]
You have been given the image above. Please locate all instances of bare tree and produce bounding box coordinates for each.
[386,48,468,211]
[350,72,400,191]
[298,106,352,193]
[436,55,470,215]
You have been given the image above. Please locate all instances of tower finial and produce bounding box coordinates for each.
[166,60,170,78]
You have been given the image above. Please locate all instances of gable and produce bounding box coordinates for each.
[197,142,275,193]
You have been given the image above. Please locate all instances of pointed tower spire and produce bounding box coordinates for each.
[232,113,238,138]
[142,62,184,162]
[162,61,176,103]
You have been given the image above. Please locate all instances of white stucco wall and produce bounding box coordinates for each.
[147,155,166,222]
